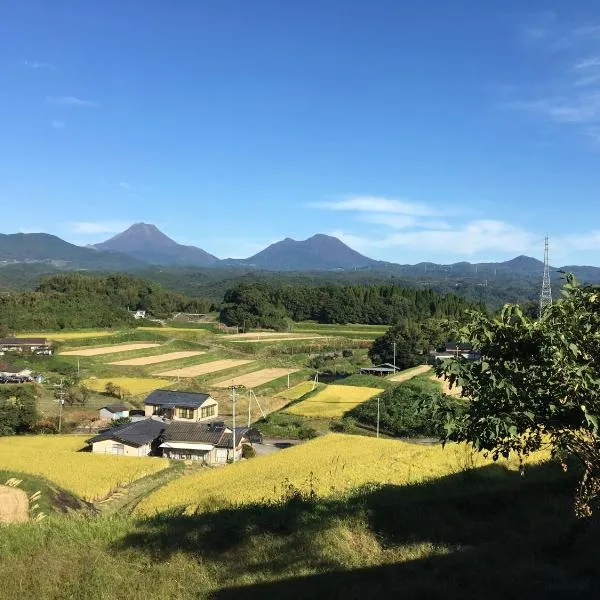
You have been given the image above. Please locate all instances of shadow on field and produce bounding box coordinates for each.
[115,462,600,599]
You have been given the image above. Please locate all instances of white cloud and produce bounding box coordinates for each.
[51,120,65,129]
[118,181,131,189]
[573,57,600,70]
[313,195,442,217]
[46,96,99,108]
[23,60,56,70]
[69,221,128,234]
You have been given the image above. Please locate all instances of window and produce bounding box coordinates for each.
[177,407,195,419]
[111,444,124,455]
[200,404,216,419]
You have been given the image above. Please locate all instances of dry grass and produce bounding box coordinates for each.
[434,374,463,397]
[108,351,205,366]
[60,343,161,357]
[136,433,548,515]
[276,380,315,400]
[0,486,28,523]
[286,384,381,417]
[17,330,114,341]
[388,365,432,382]
[0,436,169,501]
[154,359,254,378]
[213,368,299,389]
[83,377,173,395]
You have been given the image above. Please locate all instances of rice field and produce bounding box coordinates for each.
[286,384,382,417]
[83,377,173,395]
[60,343,161,357]
[0,436,169,501]
[136,433,548,515]
[17,330,115,341]
[276,380,315,400]
[108,351,206,366]
[154,359,255,378]
[213,368,299,388]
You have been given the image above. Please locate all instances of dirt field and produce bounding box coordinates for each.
[227,336,327,343]
[60,343,161,357]
[225,332,324,342]
[388,364,432,382]
[155,359,255,378]
[433,374,463,396]
[0,485,29,523]
[108,351,205,366]
[213,368,299,388]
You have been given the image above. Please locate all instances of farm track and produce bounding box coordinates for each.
[388,365,432,382]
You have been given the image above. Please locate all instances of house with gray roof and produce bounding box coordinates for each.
[144,389,218,422]
[159,421,248,464]
[86,418,165,456]
[99,403,130,421]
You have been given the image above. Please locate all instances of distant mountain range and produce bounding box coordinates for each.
[2,223,600,284]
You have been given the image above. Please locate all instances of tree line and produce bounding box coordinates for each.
[0,273,216,332]
[220,282,483,330]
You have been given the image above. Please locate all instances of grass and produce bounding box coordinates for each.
[136,433,548,516]
[0,436,170,501]
[334,373,393,390]
[276,380,315,400]
[285,384,382,417]
[83,377,173,395]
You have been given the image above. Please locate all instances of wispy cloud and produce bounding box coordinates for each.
[46,96,99,108]
[23,60,56,70]
[312,196,442,217]
[118,181,131,190]
[69,221,128,234]
[51,120,66,129]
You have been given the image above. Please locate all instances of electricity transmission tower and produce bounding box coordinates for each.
[539,236,553,319]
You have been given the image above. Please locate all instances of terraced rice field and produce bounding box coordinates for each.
[286,384,381,417]
[388,364,432,382]
[61,343,161,357]
[18,330,115,341]
[213,368,299,388]
[0,436,169,501]
[108,351,205,366]
[276,380,315,400]
[84,377,172,395]
[137,433,548,515]
[155,359,254,378]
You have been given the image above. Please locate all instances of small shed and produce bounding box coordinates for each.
[359,363,400,377]
[99,404,130,421]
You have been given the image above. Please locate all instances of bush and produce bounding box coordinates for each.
[298,426,318,440]
[242,444,256,459]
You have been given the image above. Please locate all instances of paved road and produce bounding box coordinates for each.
[254,438,301,456]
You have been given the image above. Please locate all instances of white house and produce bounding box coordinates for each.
[86,418,165,456]
[99,404,130,421]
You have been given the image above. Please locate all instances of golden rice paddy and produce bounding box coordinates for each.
[108,351,206,366]
[286,384,381,417]
[60,343,161,357]
[0,436,169,501]
[83,377,172,395]
[155,359,255,378]
[213,368,299,388]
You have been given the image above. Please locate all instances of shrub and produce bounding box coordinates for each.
[298,426,318,440]
[242,444,256,459]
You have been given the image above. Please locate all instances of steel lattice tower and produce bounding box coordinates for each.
[539,236,552,319]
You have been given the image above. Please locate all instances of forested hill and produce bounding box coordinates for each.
[220,282,482,329]
[0,273,215,332]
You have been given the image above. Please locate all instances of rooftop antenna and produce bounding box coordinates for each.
[539,236,553,319]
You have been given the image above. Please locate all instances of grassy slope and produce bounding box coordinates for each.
[0,461,596,599]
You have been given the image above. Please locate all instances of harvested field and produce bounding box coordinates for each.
[155,359,254,378]
[225,332,323,341]
[228,336,326,343]
[60,343,161,357]
[286,384,381,417]
[388,364,432,382]
[18,330,114,341]
[84,377,172,395]
[0,485,28,523]
[108,351,205,366]
[213,368,299,388]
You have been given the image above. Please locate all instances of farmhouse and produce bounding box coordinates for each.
[144,389,218,422]
[0,337,52,355]
[159,421,247,463]
[99,404,130,421]
[431,342,481,361]
[87,418,165,456]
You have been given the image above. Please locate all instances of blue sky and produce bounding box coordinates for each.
[2,1,600,265]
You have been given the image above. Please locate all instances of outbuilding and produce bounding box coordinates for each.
[87,418,165,456]
[99,404,130,421]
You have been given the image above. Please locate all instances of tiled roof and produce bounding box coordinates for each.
[144,389,212,408]
[87,418,165,447]
[101,404,129,413]
[164,421,227,445]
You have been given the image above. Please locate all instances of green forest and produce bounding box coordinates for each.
[0,273,215,331]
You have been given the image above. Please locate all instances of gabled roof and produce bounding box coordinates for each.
[101,404,129,413]
[0,337,49,345]
[144,389,213,408]
[87,418,165,447]
[164,421,230,445]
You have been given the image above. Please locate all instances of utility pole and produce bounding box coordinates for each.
[58,378,65,433]
[77,359,80,378]
[231,385,236,463]
[393,342,396,372]
[376,395,380,439]
[287,372,290,389]
[539,236,553,320]
[248,390,251,428]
